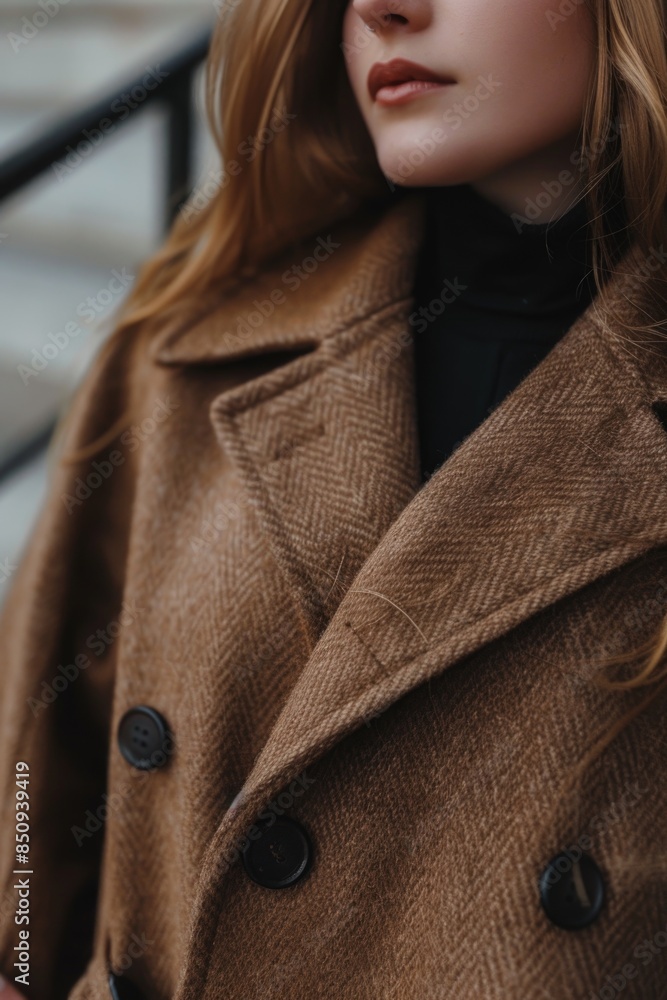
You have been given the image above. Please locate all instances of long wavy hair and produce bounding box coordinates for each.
[65,0,667,795]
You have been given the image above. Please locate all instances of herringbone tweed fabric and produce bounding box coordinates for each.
[1,190,667,999]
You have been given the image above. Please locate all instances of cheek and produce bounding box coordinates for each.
[474,0,595,128]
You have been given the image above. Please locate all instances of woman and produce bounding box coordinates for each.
[2,0,667,997]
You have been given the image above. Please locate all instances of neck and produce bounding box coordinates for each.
[468,131,587,222]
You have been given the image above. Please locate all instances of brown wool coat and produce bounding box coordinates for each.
[2,190,667,1000]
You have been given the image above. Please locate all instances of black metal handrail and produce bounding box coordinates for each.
[0,23,214,487]
[0,23,212,228]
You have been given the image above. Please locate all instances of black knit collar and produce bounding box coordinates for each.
[413,182,604,318]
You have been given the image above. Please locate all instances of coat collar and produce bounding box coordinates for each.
[150,191,427,365]
[152,190,667,842]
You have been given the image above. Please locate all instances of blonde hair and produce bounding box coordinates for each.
[558,0,667,793]
[71,0,667,782]
[109,0,385,342]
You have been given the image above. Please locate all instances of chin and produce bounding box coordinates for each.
[374,135,482,190]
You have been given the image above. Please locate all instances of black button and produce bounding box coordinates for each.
[117,705,172,771]
[539,851,605,929]
[242,817,313,888]
[108,971,145,1000]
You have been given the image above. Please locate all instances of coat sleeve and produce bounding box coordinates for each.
[0,324,143,1000]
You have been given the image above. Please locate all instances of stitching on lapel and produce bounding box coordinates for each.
[305,542,661,743]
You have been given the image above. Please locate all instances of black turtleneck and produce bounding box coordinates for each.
[412,183,604,483]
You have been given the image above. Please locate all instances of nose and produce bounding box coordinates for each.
[350,0,412,34]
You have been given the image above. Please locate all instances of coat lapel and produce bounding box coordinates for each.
[151,192,667,814]
[152,191,430,645]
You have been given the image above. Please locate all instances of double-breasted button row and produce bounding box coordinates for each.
[239,821,607,923]
[116,712,606,924]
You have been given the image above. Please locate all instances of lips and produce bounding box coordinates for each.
[367,58,455,101]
